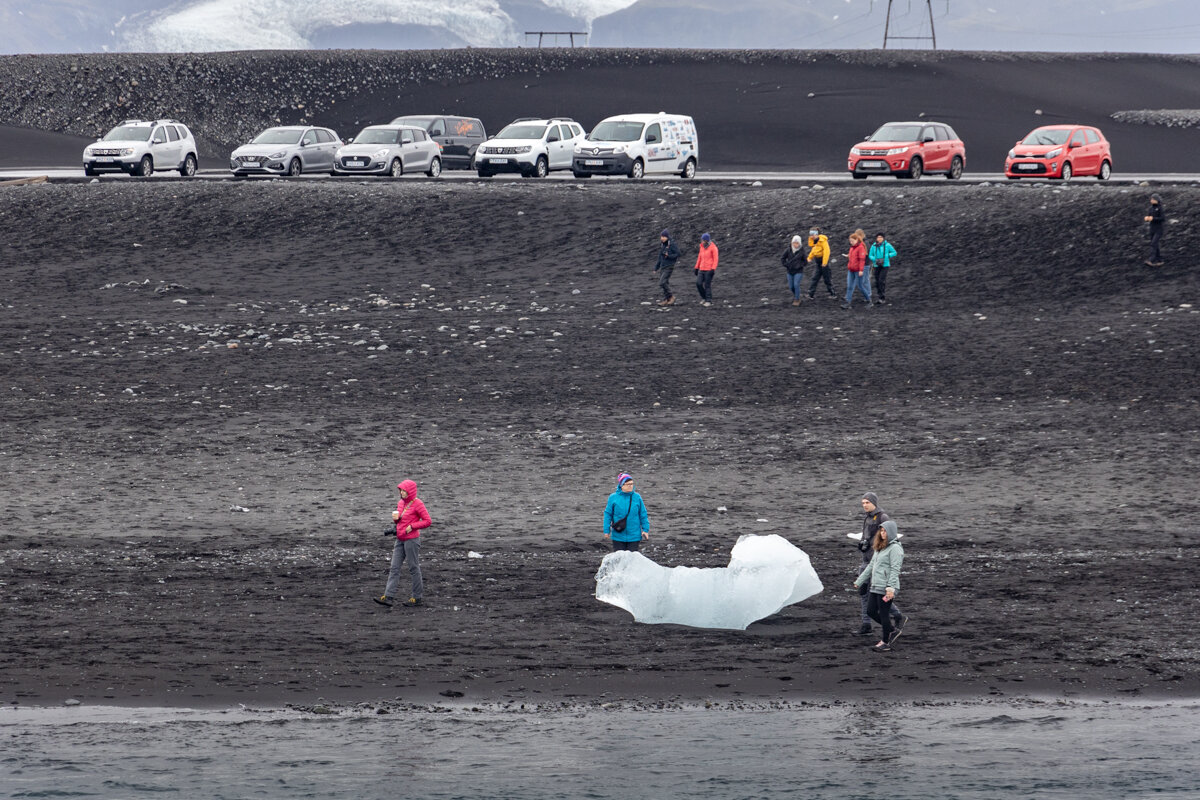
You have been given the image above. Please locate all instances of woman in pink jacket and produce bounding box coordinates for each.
[841,230,872,309]
[694,232,719,307]
[374,479,432,607]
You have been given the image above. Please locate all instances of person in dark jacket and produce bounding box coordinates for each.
[855,492,905,635]
[782,234,806,306]
[655,229,680,305]
[1144,194,1165,266]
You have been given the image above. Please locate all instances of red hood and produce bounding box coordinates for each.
[397,479,418,498]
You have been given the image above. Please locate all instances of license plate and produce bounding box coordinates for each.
[487,158,503,163]
[863,160,886,168]
[584,159,604,166]
[243,161,259,166]
[351,159,367,165]
[1017,163,1038,170]
[95,157,113,163]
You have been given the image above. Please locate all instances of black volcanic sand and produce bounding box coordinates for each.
[3,50,1200,172]
[1,178,1198,709]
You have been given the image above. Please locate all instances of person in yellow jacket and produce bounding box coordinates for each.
[805,227,835,299]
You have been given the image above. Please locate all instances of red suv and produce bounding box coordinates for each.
[848,121,965,180]
[1006,125,1112,181]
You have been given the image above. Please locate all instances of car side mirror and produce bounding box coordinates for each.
[548,136,559,143]
[922,137,934,143]
[1068,142,1079,149]
[647,137,658,144]
[346,137,354,143]
[153,137,165,144]
[402,140,413,146]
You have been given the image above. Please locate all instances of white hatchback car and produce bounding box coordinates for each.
[83,119,199,177]
[476,118,585,178]
[332,125,442,178]
[230,126,342,177]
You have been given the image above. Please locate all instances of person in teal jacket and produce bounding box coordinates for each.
[603,472,650,552]
[854,520,905,651]
[867,233,898,305]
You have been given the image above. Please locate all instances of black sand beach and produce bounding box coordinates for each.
[1,173,1197,708]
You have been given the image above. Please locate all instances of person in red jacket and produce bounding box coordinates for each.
[841,230,872,309]
[694,232,719,307]
[374,479,432,607]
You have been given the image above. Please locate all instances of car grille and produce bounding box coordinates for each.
[339,156,372,168]
[857,149,891,157]
[1014,153,1043,159]
[581,147,615,156]
[235,155,267,164]
[90,148,124,156]
[1011,162,1048,174]
[484,147,527,155]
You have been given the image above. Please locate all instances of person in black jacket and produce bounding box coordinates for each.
[782,235,806,306]
[655,229,680,305]
[855,492,906,636]
[1144,194,1165,266]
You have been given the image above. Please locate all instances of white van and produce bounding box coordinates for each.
[572,113,698,179]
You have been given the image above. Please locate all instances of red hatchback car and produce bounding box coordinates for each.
[1006,125,1112,181]
[848,121,966,179]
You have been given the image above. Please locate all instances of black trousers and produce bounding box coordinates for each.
[612,539,641,552]
[658,266,674,298]
[696,270,714,301]
[1149,228,1163,262]
[808,266,833,296]
[873,266,888,300]
[866,592,895,643]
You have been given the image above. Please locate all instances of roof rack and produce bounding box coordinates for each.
[547,117,576,123]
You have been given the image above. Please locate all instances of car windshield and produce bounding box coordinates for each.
[392,116,434,126]
[252,129,303,145]
[1021,129,1071,146]
[355,129,400,145]
[588,121,645,142]
[869,124,923,142]
[497,124,547,140]
[102,125,152,142]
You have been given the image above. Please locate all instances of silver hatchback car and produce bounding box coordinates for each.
[230,126,341,177]
[332,125,442,177]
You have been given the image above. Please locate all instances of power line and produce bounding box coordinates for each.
[883,0,937,50]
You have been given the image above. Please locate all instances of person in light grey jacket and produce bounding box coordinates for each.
[854,520,905,652]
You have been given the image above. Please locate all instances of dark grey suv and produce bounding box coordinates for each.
[390,115,486,170]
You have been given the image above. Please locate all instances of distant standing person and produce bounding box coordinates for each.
[855,492,905,636]
[781,234,807,306]
[604,473,650,551]
[868,232,898,304]
[805,227,835,299]
[854,520,905,652]
[655,229,680,306]
[374,479,432,608]
[842,231,872,309]
[1144,194,1165,266]
[694,232,719,307]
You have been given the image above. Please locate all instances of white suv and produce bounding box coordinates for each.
[476,118,585,178]
[83,119,199,177]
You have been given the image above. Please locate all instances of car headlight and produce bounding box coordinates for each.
[1007,149,1015,159]
[121,148,135,156]
[515,146,531,154]
[613,145,626,154]
[1045,148,1062,159]
[850,147,863,156]
[373,149,390,159]
[885,146,910,156]
[268,151,287,159]
[574,145,583,154]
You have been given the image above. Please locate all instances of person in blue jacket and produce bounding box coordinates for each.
[603,472,650,552]
[868,233,898,305]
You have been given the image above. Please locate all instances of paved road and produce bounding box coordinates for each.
[3,167,1199,185]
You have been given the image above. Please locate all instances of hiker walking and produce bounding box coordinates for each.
[805,227,835,299]
[1144,194,1165,266]
[868,232,898,304]
[374,479,431,608]
[782,234,806,306]
[655,229,680,306]
[855,520,905,652]
[603,473,650,552]
[855,492,905,636]
[842,230,871,309]
[694,233,718,307]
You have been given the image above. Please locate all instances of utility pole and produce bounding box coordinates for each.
[882,0,937,50]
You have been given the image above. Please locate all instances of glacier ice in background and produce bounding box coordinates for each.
[594,534,824,630]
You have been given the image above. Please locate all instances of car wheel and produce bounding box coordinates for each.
[426,157,442,178]
[287,157,302,177]
[946,156,963,180]
[1060,162,1072,182]
[180,153,197,177]
[629,159,645,180]
[905,157,923,180]
[534,156,548,179]
[134,155,153,177]
[680,158,696,179]
[1098,160,1111,181]
[389,158,403,178]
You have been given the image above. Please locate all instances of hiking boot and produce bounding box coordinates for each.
[665,295,676,305]
[656,298,668,306]
[840,303,851,310]
[856,623,873,635]
[403,597,423,607]
[373,595,394,607]
[872,642,892,652]
[791,299,802,306]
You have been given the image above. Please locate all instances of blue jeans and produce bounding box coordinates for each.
[787,272,805,299]
[845,271,871,303]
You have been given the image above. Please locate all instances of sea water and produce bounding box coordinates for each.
[2,700,1197,799]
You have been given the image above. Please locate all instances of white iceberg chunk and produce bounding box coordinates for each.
[594,534,823,630]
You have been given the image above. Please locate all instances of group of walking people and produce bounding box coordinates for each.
[653,227,899,309]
